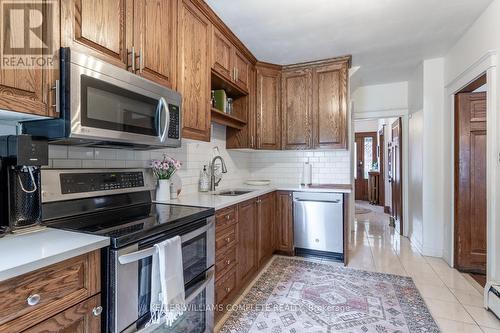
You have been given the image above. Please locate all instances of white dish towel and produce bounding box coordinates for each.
[148,235,185,327]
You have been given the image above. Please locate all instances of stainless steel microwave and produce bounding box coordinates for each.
[21,48,182,149]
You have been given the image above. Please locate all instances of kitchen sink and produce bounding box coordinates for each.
[215,190,253,196]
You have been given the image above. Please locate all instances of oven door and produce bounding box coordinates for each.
[111,217,215,333]
[66,49,181,148]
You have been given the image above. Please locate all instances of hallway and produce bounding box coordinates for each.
[349,201,500,332]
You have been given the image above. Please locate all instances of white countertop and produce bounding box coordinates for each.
[0,228,109,282]
[159,183,352,210]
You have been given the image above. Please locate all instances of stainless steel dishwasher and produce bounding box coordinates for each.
[293,192,344,260]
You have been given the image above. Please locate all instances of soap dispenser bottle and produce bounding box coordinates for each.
[199,165,210,192]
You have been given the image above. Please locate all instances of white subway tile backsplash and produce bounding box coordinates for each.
[94,148,117,160]
[68,146,94,159]
[82,160,106,168]
[48,145,68,159]
[52,159,82,168]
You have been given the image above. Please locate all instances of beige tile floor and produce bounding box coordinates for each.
[216,201,500,332]
[350,201,500,333]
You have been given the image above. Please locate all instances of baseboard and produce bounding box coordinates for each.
[421,246,443,257]
[384,206,391,214]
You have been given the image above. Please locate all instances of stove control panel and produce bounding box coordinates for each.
[60,171,145,194]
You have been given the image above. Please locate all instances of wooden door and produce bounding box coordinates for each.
[0,0,59,117]
[237,199,258,284]
[22,294,102,333]
[390,118,403,235]
[61,0,128,69]
[256,64,281,149]
[234,49,250,92]
[211,27,233,81]
[133,0,175,87]
[275,191,294,255]
[378,128,385,206]
[281,68,313,150]
[354,132,377,201]
[312,61,348,149]
[257,193,275,266]
[177,0,211,141]
[455,92,487,273]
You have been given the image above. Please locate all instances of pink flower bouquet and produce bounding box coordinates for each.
[151,155,182,180]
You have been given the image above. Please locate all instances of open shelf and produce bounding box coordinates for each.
[211,71,248,98]
[211,107,246,129]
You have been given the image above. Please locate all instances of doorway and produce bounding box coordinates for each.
[389,118,403,235]
[454,74,487,277]
[354,132,377,201]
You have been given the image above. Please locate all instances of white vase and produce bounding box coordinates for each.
[156,179,171,202]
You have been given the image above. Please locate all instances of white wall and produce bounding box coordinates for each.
[352,81,408,115]
[354,119,379,133]
[408,111,424,252]
[443,0,500,284]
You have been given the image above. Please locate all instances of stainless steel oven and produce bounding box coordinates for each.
[22,48,182,149]
[112,216,215,333]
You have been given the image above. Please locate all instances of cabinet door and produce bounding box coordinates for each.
[237,199,258,284]
[281,68,313,150]
[61,0,128,69]
[22,294,102,333]
[276,191,294,255]
[211,27,233,81]
[256,65,281,149]
[258,193,275,266]
[0,1,59,117]
[313,61,348,149]
[177,0,211,141]
[133,0,175,87]
[234,49,250,92]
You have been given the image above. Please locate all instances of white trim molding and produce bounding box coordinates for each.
[444,50,499,304]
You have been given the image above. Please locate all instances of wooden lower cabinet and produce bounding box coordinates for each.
[236,199,258,284]
[0,250,101,333]
[257,192,275,266]
[276,191,294,255]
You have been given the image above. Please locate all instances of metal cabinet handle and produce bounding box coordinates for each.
[225,259,231,265]
[225,237,231,243]
[226,215,230,220]
[26,294,40,306]
[225,287,231,293]
[139,48,144,73]
[51,80,60,114]
[92,306,103,317]
[128,47,136,72]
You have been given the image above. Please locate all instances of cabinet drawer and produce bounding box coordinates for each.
[216,224,237,253]
[215,267,237,304]
[0,251,100,333]
[215,246,237,280]
[21,294,102,333]
[216,206,237,231]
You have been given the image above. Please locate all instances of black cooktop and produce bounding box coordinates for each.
[42,191,214,248]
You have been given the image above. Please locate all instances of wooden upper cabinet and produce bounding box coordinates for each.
[281,68,313,150]
[211,27,233,81]
[61,0,128,68]
[133,0,176,87]
[234,49,250,92]
[256,64,281,150]
[0,0,60,117]
[177,0,211,141]
[312,60,349,149]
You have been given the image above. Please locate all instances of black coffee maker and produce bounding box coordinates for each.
[0,135,48,233]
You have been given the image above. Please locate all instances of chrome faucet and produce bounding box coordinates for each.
[210,155,228,191]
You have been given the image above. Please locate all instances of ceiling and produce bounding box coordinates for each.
[206,0,493,85]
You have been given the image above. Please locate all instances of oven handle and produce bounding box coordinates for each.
[118,219,215,265]
[185,267,214,304]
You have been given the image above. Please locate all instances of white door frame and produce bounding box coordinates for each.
[351,109,410,238]
[444,51,498,290]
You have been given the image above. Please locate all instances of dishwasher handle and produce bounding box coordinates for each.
[293,198,341,204]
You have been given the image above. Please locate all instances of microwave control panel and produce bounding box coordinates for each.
[168,104,180,139]
[60,171,145,194]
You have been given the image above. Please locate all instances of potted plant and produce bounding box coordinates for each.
[151,155,182,201]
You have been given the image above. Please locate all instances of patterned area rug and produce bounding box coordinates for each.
[219,257,439,333]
